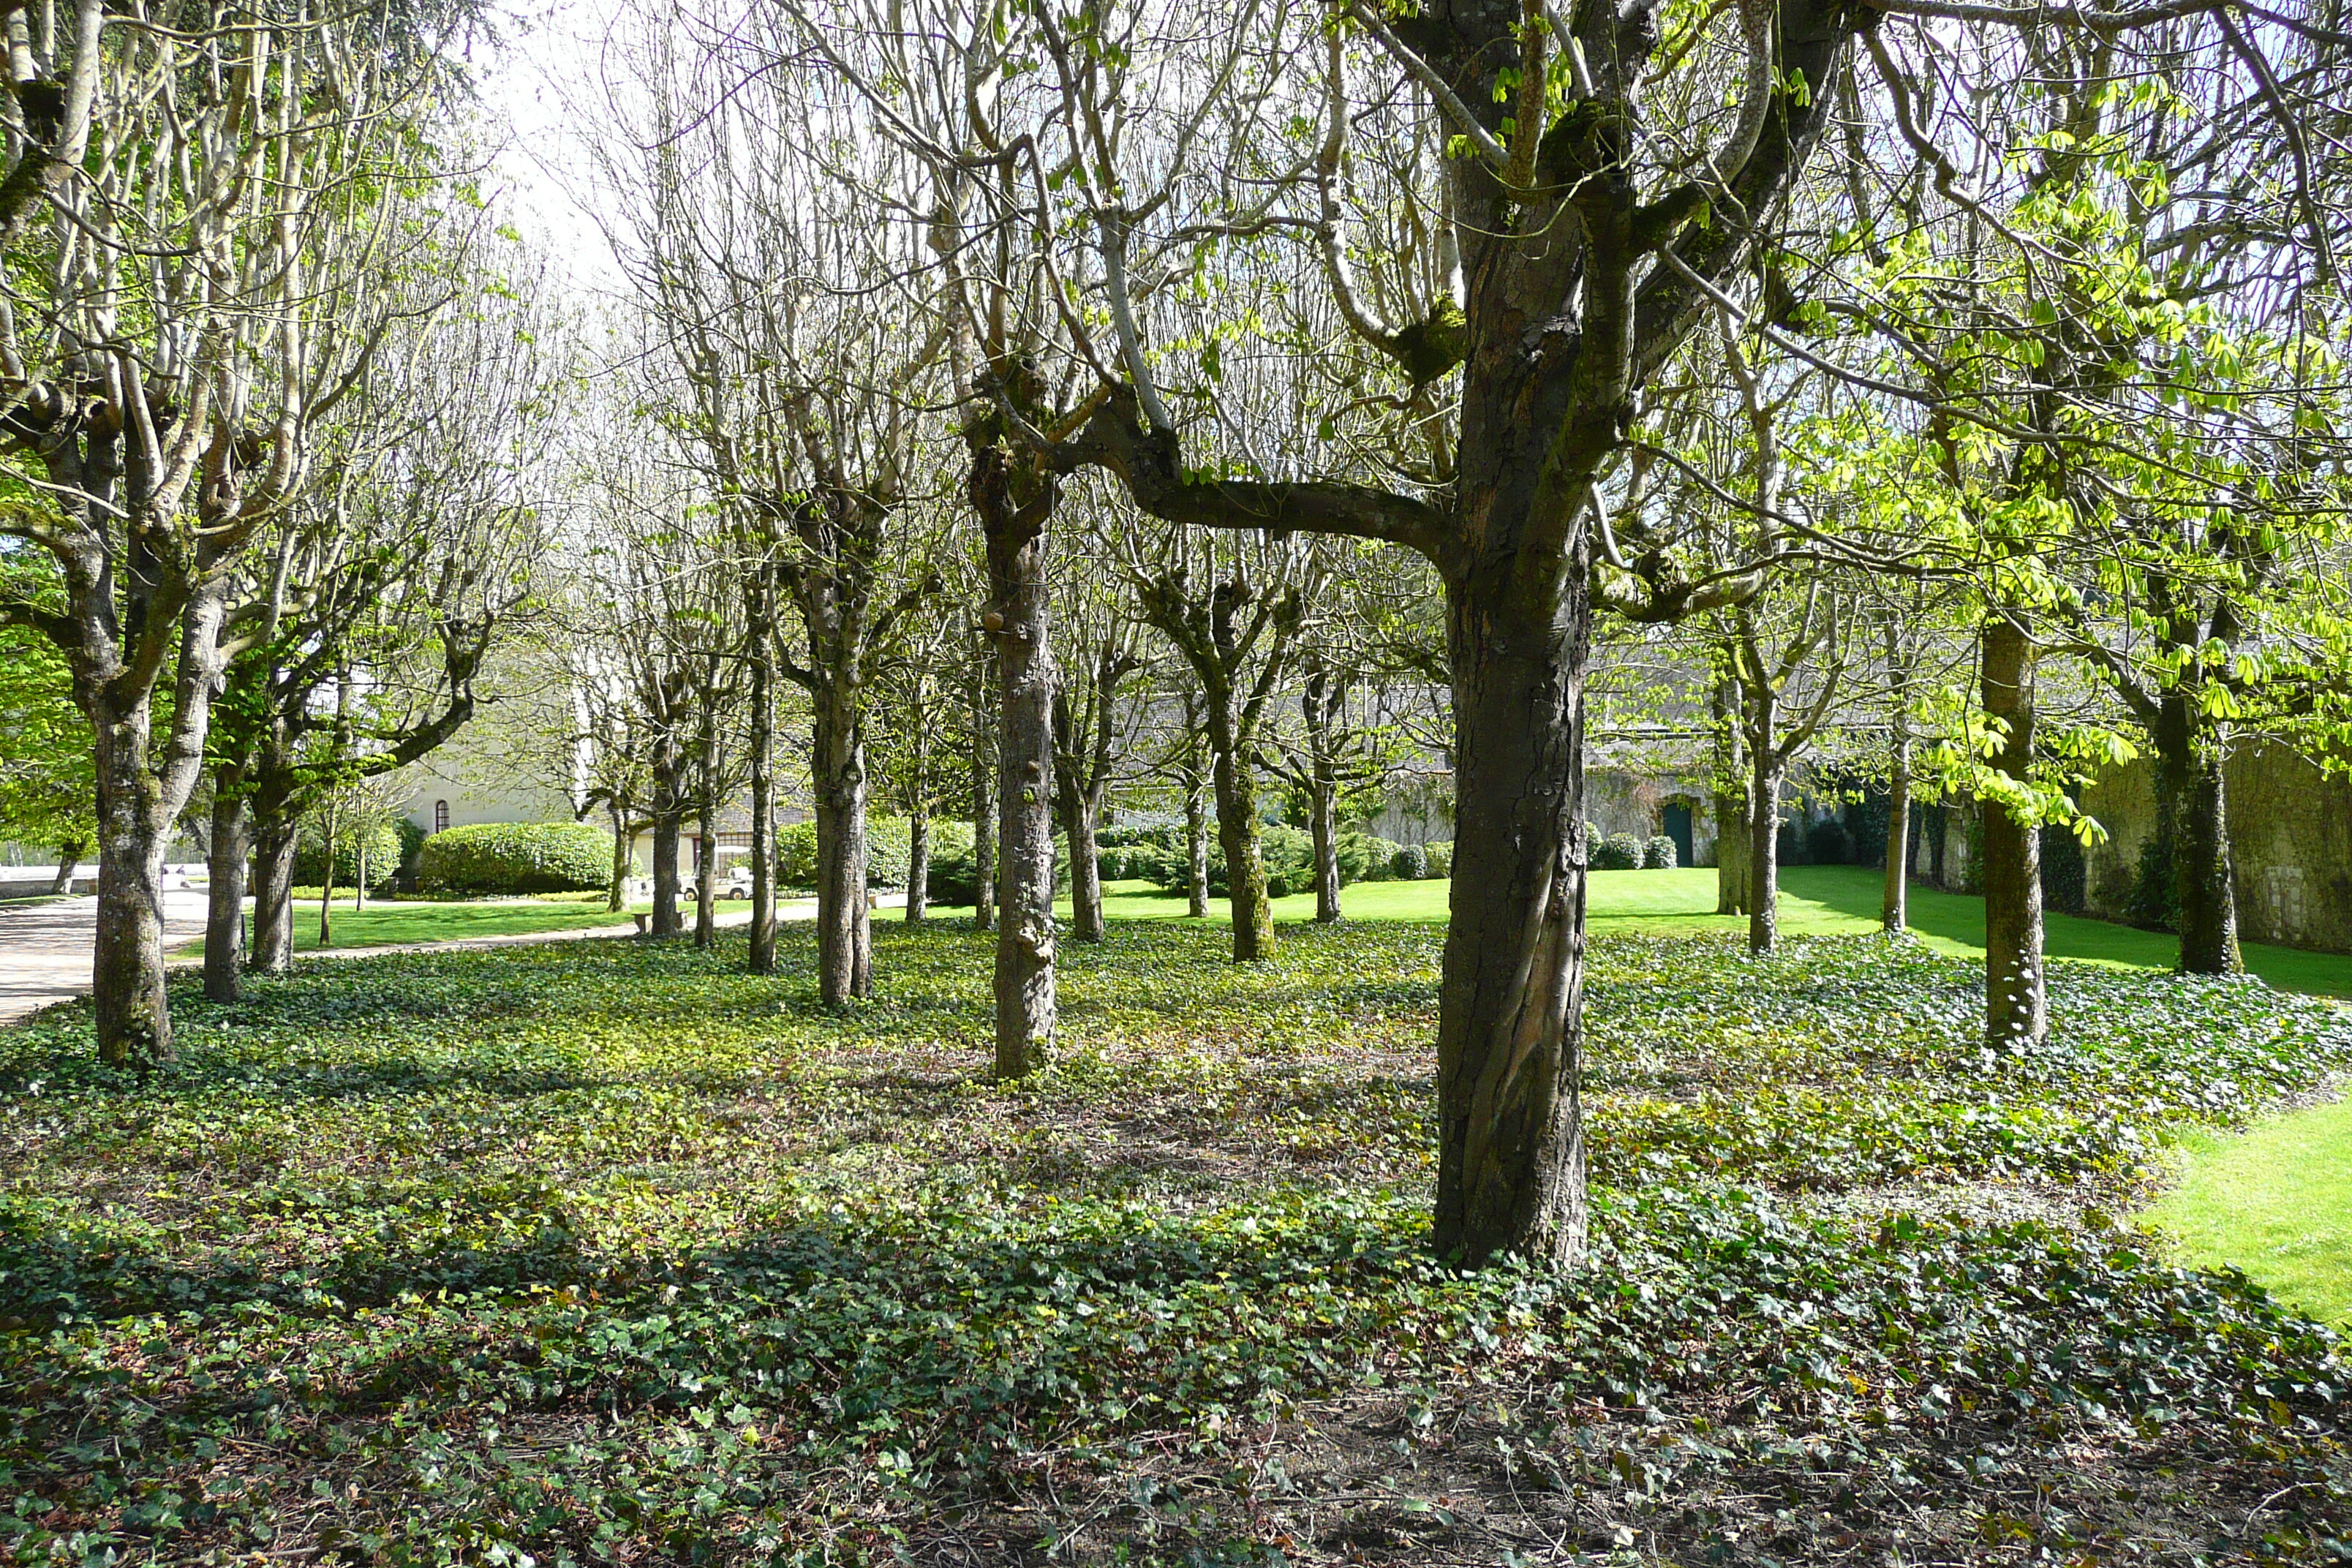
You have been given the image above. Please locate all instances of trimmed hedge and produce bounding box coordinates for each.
[1643,834,1679,870]
[418,822,614,894]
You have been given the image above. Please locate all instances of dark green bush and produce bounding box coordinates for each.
[1390,843,1428,881]
[294,820,403,891]
[1143,823,1314,897]
[1642,833,1678,870]
[1338,831,1400,884]
[418,821,614,894]
[1805,816,1853,865]
[1591,832,1643,871]
[1422,839,1452,878]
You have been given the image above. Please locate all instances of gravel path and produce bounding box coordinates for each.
[0,889,213,1026]
[0,892,851,1025]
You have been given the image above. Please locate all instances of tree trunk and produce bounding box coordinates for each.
[1882,731,1910,933]
[1714,789,1751,916]
[317,802,336,949]
[651,807,685,939]
[606,804,630,915]
[1432,584,1588,1268]
[1063,788,1104,941]
[49,838,83,896]
[1185,772,1210,919]
[746,568,779,974]
[1210,737,1273,960]
[974,445,1058,1077]
[2153,695,2242,975]
[694,814,719,948]
[1748,751,1782,955]
[810,700,872,1004]
[905,806,930,924]
[971,645,998,932]
[1980,615,2046,1047]
[90,700,174,1065]
[1310,772,1342,924]
[249,811,299,975]
[1743,662,1782,954]
[204,785,249,1003]
[1711,674,1749,915]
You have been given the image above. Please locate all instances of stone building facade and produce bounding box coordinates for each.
[2076,744,2352,955]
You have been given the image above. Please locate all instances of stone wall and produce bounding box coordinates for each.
[2077,743,2352,955]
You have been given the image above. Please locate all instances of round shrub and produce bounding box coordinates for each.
[1591,832,1643,871]
[1642,834,1679,870]
[1265,874,1292,900]
[295,819,403,891]
[1338,831,1399,884]
[419,821,614,894]
[1422,840,1452,878]
[1390,843,1429,881]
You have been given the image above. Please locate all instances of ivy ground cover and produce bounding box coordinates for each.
[5,924,2352,1564]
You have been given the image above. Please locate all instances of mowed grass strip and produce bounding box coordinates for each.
[2144,1098,2352,1327]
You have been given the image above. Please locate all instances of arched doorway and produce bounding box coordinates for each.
[1662,802,1695,869]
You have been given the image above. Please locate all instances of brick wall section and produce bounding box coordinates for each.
[2078,743,2352,954]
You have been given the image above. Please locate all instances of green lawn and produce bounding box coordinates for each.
[924,864,2352,999]
[185,897,758,955]
[2144,1101,2352,1327]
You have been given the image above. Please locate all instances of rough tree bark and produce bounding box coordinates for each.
[745,564,780,975]
[906,805,930,923]
[204,785,250,1003]
[1980,614,2047,1047]
[48,838,83,897]
[972,429,1059,1076]
[810,693,873,1003]
[2152,694,2242,975]
[1042,0,1859,1262]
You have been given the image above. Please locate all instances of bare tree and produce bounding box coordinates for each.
[0,8,459,1057]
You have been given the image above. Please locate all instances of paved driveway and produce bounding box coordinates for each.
[0,889,212,1026]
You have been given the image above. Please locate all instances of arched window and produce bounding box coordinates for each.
[434,799,449,834]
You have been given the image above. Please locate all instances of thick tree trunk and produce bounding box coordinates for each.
[249,813,299,976]
[91,707,173,1066]
[1743,664,1782,954]
[1433,584,1588,1268]
[204,786,249,1003]
[650,809,685,938]
[2152,696,2242,975]
[1980,616,2046,1047]
[49,838,83,896]
[975,445,1058,1076]
[694,813,718,949]
[1210,740,1273,960]
[810,703,872,1004]
[905,806,930,924]
[1882,731,1910,932]
[1063,791,1104,941]
[1748,753,1782,955]
[1309,775,1342,924]
[1714,789,1750,916]
[606,804,629,914]
[746,581,779,975]
[1185,774,1210,919]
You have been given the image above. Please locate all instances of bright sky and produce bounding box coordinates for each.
[473,0,630,293]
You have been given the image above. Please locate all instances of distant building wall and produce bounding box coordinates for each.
[2078,744,2352,956]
